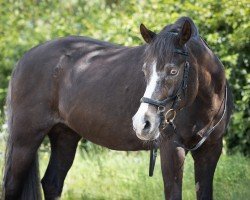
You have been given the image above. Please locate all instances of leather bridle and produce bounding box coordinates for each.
[142,46,190,177]
[140,47,190,130]
[142,44,228,177]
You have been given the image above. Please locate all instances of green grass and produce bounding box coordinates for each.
[38,148,250,200]
[0,131,249,200]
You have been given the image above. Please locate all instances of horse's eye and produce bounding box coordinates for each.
[170,69,178,75]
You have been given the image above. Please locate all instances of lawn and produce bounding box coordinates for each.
[0,133,249,200]
[38,146,250,200]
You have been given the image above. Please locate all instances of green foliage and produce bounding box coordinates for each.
[0,0,249,154]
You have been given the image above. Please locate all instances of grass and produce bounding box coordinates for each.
[0,129,249,200]
[38,147,250,200]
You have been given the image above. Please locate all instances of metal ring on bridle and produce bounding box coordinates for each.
[157,106,165,113]
[165,109,176,124]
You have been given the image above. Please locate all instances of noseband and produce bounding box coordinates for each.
[140,48,190,129]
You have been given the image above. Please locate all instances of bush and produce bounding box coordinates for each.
[0,0,249,155]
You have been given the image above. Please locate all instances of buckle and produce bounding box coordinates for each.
[165,109,176,124]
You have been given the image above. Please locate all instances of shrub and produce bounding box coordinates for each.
[0,0,249,155]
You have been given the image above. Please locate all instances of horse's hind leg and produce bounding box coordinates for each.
[41,124,81,200]
[4,115,52,200]
[191,139,223,200]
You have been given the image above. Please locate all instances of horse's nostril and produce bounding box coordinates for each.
[143,120,151,130]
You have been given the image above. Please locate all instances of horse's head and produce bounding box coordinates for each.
[133,17,199,141]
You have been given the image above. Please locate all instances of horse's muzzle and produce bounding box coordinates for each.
[132,110,160,141]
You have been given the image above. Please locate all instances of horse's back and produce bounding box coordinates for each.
[11,36,118,107]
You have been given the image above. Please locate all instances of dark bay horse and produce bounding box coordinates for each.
[3,17,233,200]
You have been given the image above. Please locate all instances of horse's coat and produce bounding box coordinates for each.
[3,17,233,200]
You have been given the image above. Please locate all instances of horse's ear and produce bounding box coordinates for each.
[140,23,156,43]
[178,20,192,46]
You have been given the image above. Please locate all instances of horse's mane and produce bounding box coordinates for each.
[165,17,199,37]
[145,17,199,69]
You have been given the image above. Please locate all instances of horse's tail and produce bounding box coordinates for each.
[2,74,42,200]
[20,155,41,200]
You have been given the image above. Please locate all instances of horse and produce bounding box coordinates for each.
[2,16,233,200]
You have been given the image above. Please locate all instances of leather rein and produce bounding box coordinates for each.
[141,46,228,176]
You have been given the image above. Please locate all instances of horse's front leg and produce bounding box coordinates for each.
[191,139,222,200]
[160,138,187,200]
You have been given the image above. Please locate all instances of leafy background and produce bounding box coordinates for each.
[0,0,249,199]
[0,0,249,155]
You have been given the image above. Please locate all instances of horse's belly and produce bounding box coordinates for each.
[58,80,147,150]
[65,112,146,151]
[80,127,147,151]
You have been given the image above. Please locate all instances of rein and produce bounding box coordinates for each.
[174,86,227,151]
[142,46,227,176]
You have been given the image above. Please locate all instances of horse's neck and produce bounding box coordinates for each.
[199,51,225,96]
[191,41,226,123]
[189,38,225,98]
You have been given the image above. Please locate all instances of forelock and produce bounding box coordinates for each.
[144,31,178,70]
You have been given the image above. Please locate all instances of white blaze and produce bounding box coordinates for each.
[133,61,159,135]
[144,61,158,98]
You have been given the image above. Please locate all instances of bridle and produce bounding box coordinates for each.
[140,47,190,130]
[141,43,228,177]
[142,46,190,177]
